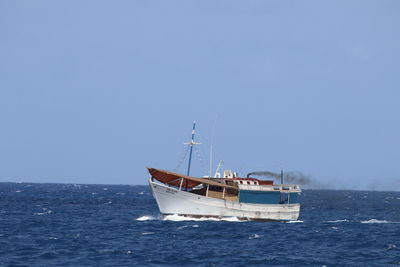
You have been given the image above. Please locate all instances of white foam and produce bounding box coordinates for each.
[248,234,261,239]
[141,232,154,235]
[138,192,144,195]
[177,225,189,230]
[220,217,242,222]
[162,214,242,222]
[34,212,50,215]
[326,219,349,223]
[286,220,303,223]
[192,225,199,228]
[34,209,52,216]
[360,219,399,224]
[136,215,156,221]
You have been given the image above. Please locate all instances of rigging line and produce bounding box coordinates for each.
[173,145,190,172]
[195,146,209,176]
[192,128,212,173]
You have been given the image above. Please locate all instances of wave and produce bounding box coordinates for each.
[141,232,155,235]
[326,219,349,223]
[387,244,397,250]
[360,219,400,224]
[162,214,242,222]
[286,220,303,223]
[249,234,262,239]
[136,215,157,221]
[177,225,200,230]
[34,209,52,216]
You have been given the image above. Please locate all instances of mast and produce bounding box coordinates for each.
[184,121,200,176]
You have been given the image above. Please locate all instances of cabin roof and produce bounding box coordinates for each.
[147,168,238,190]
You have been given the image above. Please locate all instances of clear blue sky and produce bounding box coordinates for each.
[1,1,399,190]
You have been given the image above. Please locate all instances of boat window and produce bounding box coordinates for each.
[247,181,250,185]
[240,181,243,184]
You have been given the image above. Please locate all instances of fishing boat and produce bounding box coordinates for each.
[147,122,301,221]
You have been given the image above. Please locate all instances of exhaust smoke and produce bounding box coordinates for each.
[247,171,312,185]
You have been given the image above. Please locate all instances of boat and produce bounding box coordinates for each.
[147,122,301,221]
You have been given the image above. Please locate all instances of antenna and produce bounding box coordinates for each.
[209,116,218,177]
[209,144,213,178]
[184,121,201,176]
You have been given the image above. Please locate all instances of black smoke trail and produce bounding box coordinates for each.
[246,171,312,185]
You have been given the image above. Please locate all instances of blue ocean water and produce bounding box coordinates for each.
[0,183,399,266]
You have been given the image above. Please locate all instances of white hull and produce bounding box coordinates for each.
[149,180,300,221]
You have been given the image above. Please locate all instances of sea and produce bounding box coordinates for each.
[0,183,399,266]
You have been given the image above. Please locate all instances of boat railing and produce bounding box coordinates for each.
[238,184,301,192]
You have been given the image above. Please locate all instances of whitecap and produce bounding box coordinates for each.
[138,192,144,195]
[34,212,48,216]
[177,225,189,230]
[15,190,21,193]
[249,234,261,239]
[360,219,399,224]
[136,215,156,221]
[192,225,199,228]
[34,209,52,216]
[141,232,154,235]
[326,219,349,223]
[387,244,397,250]
[286,220,303,223]
[330,227,339,230]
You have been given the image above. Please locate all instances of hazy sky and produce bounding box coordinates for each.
[1,1,399,190]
